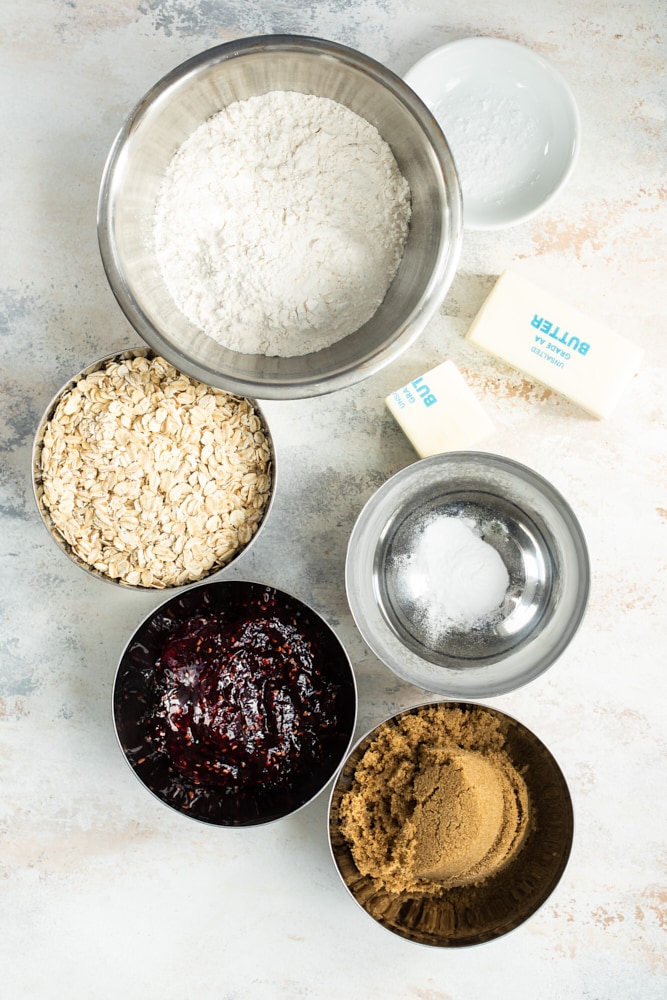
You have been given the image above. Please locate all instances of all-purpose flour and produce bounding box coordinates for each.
[153,91,411,357]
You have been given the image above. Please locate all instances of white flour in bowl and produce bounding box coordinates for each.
[153,91,412,358]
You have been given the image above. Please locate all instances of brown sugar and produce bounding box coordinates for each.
[338,704,532,895]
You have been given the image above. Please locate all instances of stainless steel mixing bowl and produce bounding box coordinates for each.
[32,348,276,591]
[345,452,590,698]
[97,35,463,400]
[113,580,358,826]
[329,700,574,946]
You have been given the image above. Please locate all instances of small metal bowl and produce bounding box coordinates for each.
[113,580,358,826]
[329,700,574,946]
[32,348,276,591]
[97,34,462,400]
[346,452,589,697]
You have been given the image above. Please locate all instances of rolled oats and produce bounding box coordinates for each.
[39,355,272,588]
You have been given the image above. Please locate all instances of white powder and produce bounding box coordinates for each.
[153,91,411,357]
[434,85,540,207]
[403,516,509,635]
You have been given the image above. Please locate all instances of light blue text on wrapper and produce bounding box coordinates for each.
[530,312,591,369]
[391,376,437,411]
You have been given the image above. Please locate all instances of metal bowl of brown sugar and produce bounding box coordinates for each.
[328,700,574,946]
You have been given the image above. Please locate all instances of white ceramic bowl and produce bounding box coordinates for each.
[404,37,580,230]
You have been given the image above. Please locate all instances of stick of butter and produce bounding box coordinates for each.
[385,360,495,457]
[466,270,643,419]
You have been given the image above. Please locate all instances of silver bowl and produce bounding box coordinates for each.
[345,452,590,698]
[113,580,358,826]
[97,35,462,400]
[329,700,574,946]
[32,348,276,591]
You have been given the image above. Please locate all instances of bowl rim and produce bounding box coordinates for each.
[345,451,591,697]
[31,346,277,591]
[328,697,575,947]
[97,33,463,400]
[112,577,359,827]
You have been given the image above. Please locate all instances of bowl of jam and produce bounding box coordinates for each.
[113,580,358,825]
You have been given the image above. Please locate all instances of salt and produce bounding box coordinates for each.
[403,516,509,636]
[433,84,540,208]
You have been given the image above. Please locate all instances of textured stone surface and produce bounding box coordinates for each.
[1,1,665,997]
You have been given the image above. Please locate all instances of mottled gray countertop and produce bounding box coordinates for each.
[1,2,666,998]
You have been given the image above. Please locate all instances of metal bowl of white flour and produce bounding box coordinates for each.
[98,35,463,400]
[345,453,590,698]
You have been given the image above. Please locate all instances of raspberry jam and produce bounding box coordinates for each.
[114,582,356,826]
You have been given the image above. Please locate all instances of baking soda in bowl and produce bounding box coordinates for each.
[393,515,510,641]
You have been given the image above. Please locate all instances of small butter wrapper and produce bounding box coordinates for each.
[466,270,644,419]
[385,360,495,458]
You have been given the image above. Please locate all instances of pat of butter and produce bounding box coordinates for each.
[385,360,495,457]
[466,270,643,419]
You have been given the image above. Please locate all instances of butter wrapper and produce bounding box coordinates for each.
[386,360,495,458]
[466,270,644,419]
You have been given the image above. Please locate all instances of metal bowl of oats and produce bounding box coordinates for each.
[98,34,462,400]
[32,348,275,590]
